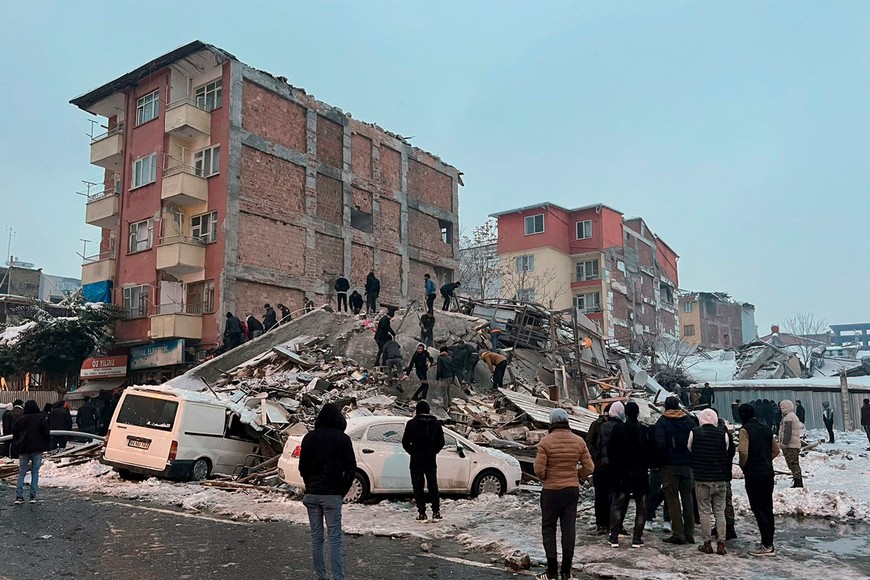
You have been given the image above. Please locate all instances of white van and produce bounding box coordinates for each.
[102,387,260,481]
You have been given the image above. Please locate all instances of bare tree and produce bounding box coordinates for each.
[782,312,829,372]
[500,259,568,309]
[458,220,501,300]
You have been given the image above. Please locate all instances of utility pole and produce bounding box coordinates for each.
[2,226,14,294]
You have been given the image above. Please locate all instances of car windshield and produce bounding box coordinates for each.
[116,394,179,432]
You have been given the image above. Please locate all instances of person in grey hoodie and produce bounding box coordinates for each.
[778,400,803,488]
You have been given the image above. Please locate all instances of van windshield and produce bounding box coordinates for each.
[116,394,179,432]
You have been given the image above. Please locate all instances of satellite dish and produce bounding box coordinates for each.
[633,370,649,386]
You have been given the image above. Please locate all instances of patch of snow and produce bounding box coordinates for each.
[0,321,37,345]
[683,350,737,382]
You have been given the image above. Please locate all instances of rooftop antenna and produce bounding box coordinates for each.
[76,179,101,198]
[0,226,14,292]
[78,239,92,261]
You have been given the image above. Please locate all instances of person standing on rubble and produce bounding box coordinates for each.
[349,290,364,315]
[778,400,803,487]
[382,339,404,389]
[436,347,458,408]
[424,273,437,313]
[465,342,480,386]
[279,303,293,321]
[821,401,835,443]
[534,408,594,580]
[689,409,730,556]
[738,402,780,557]
[480,350,507,392]
[419,310,435,347]
[608,401,650,548]
[334,273,350,313]
[861,398,870,450]
[263,303,277,331]
[489,325,503,350]
[402,401,445,521]
[449,341,472,384]
[655,396,696,545]
[440,280,461,311]
[374,309,396,366]
[365,271,380,314]
[245,313,264,339]
[404,343,434,401]
[224,312,244,350]
[298,403,356,580]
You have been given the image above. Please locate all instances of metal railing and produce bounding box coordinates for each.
[86,187,118,203]
[166,96,210,112]
[82,248,117,265]
[91,125,124,144]
[573,272,601,283]
[162,163,204,179]
[153,302,209,316]
[158,234,206,246]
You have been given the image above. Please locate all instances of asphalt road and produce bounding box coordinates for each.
[0,488,521,580]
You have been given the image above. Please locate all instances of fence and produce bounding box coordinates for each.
[0,390,59,409]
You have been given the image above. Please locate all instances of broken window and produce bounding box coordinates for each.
[350,208,373,233]
[439,219,453,244]
[515,254,535,272]
[576,220,592,240]
[516,288,536,302]
[524,214,544,235]
[683,324,696,337]
[186,280,215,314]
[123,285,149,319]
[659,283,674,304]
[575,259,599,281]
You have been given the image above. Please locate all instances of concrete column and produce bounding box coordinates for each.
[341,123,353,276]
[399,150,410,306]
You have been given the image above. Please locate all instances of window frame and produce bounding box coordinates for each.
[682,301,694,313]
[515,254,535,273]
[575,259,600,281]
[195,79,223,112]
[128,219,154,254]
[523,214,544,235]
[191,211,218,244]
[122,284,150,319]
[515,288,536,302]
[683,324,696,337]
[194,145,221,178]
[135,91,160,126]
[576,220,592,240]
[186,279,215,314]
[575,291,601,313]
[132,153,158,189]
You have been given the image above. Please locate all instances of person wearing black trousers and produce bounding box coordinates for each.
[738,403,780,557]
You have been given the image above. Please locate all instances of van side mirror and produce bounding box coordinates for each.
[456,444,465,459]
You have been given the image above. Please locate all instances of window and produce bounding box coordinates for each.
[439,219,453,244]
[350,208,373,233]
[366,423,404,444]
[575,291,601,313]
[123,285,149,319]
[659,283,674,305]
[116,394,178,431]
[191,211,218,243]
[136,91,159,125]
[132,153,158,188]
[682,301,694,313]
[524,214,544,235]
[195,79,223,111]
[575,259,599,281]
[128,219,153,253]
[683,324,696,337]
[186,280,215,314]
[516,288,536,302]
[515,254,535,272]
[194,145,220,177]
[576,220,592,240]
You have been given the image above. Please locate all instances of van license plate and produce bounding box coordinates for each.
[127,437,151,450]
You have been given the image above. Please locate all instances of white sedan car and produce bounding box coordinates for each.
[278,416,522,503]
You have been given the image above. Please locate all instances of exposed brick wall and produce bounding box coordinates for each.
[352,187,373,213]
[316,115,343,169]
[408,158,452,212]
[351,134,373,180]
[235,280,305,319]
[316,173,343,225]
[379,251,402,305]
[314,232,344,283]
[380,147,401,192]
[409,259,431,302]
[242,82,306,152]
[237,213,305,276]
[408,208,438,249]
[350,243,374,287]
[240,146,305,222]
[377,198,400,250]
[638,243,653,268]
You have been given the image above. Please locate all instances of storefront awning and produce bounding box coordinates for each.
[65,378,127,400]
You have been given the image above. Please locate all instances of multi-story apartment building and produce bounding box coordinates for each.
[73,41,461,381]
[678,292,756,349]
[491,202,679,349]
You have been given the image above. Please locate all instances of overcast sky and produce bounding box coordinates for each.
[1,1,867,331]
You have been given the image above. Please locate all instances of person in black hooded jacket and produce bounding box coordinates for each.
[13,400,51,503]
[402,401,445,520]
[364,272,380,314]
[608,401,651,548]
[298,403,356,580]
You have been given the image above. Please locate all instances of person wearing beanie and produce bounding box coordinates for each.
[778,400,803,487]
[655,396,697,544]
[586,402,614,535]
[688,409,730,555]
[738,403,780,557]
[402,401,445,521]
[607,401,651,548]
[534,408,593,580]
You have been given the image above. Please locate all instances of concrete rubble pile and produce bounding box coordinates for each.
[734,341,803,380]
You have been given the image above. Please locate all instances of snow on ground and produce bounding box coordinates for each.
[7,428,867,579]
[683,350,737,383]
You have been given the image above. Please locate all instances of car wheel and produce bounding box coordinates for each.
[344,471,369,504]
[189,458,211,482]
[470,469,506,498]
[116,469,144,482]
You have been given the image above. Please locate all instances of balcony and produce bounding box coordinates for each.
[165,99,211,139]
[161,165,208,207]
[81,250,117,285]
[84,190,120,229]
[150,303,203,340]
[90,126,124,170]
[156,236,206,276]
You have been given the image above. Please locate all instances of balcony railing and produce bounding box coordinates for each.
[150,302,204,340]
[161,165,208,206]
[156,235,206,276]
[573,273,601,283]
[85,189,120,229]
[81,248,117,285]
[90,125,124,170]
[153,302,212,315]
[90,125,124,144]
[165,98,210,138]
[159,234,206,246]
[82,248,117,265]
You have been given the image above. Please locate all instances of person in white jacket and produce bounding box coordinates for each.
[778,400,803,488]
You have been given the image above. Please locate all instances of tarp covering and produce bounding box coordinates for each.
[82,280,112,304]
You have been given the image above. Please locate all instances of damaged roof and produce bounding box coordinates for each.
[489,202,622,219]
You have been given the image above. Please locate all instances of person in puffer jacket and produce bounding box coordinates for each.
[655,396,697,544]
[688,409,730,555]
[534,408,594,580]
[778,400,803,488]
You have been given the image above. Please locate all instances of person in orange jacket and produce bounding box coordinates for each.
[480,351,507,391]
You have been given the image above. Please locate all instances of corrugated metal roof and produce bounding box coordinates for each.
[499,388,598,434]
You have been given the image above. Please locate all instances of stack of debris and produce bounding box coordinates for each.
[734,341,802,380]
[0,440,103,480]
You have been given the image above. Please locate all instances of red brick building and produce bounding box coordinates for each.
[491,202,679,350]
[73,41,461,381]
